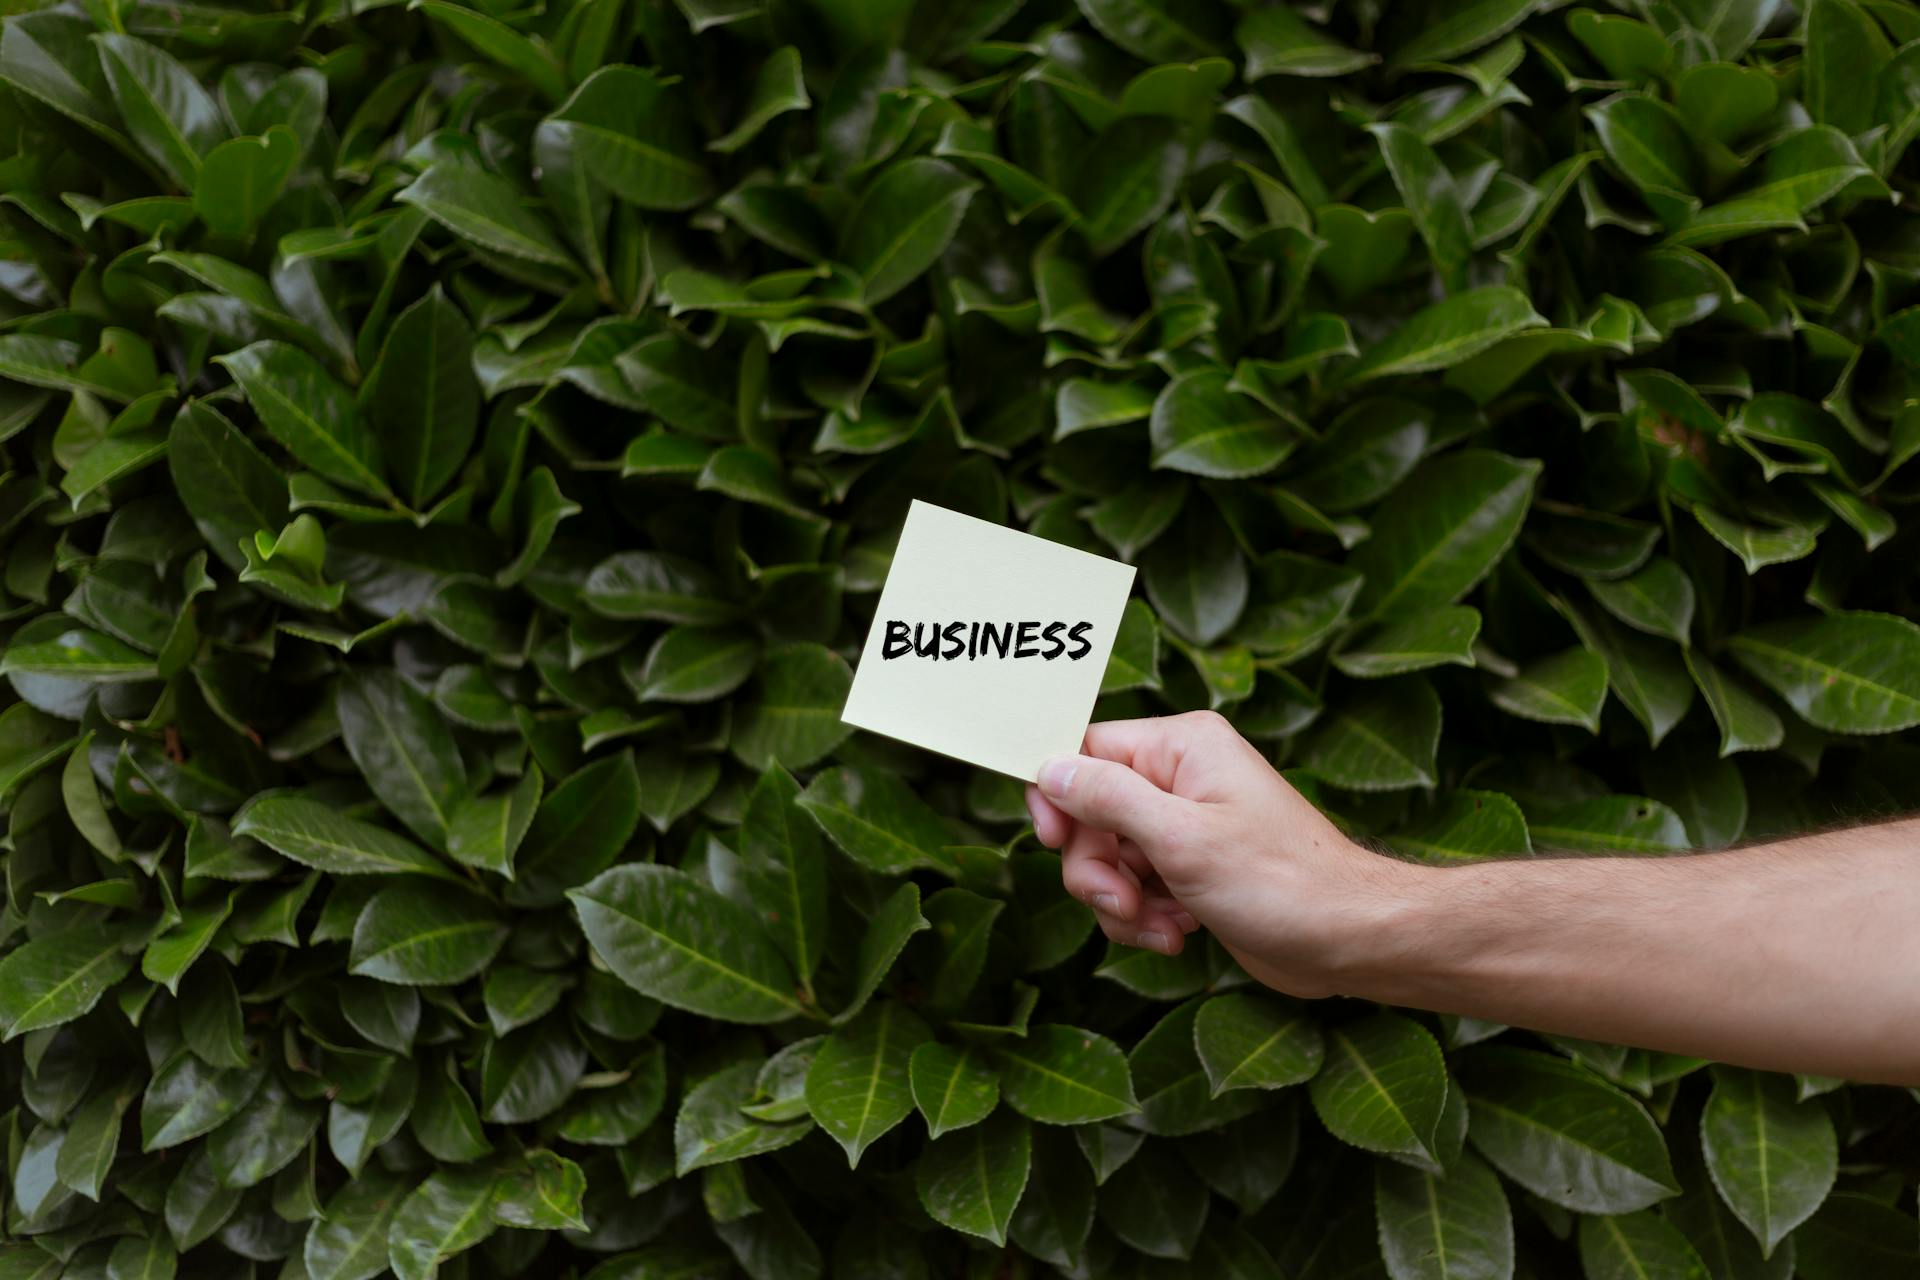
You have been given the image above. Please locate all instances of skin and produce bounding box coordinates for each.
[1026,710,1920,1085]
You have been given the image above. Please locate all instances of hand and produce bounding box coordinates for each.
[1024,710,1418,999]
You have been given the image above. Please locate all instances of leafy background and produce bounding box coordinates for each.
[1,0,1918,1276]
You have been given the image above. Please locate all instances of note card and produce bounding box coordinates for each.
[840,500,1136,782]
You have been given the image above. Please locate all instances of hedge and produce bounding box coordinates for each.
[1,0,1918,1276]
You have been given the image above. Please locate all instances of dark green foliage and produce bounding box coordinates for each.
[0,0,1917,1277]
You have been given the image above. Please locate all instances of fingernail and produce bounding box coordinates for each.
[1092,893,1119,914]
[1038,757,1078,798]
[1136,931,1168,953]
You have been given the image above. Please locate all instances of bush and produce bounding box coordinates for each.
[2,0,1919,1275]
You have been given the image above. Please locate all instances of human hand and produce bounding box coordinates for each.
[1024,711,1418,998]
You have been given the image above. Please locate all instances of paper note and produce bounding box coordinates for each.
[840,500,1137,782]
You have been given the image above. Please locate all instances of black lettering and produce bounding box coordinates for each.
[1040,621,1067,660]
[1014,620,1042,658]
[969,621,980,660]
[913,622,940,658]
[1066,621,1093,660]
[941,621,966,660]
[883,620,912,659]
[981,621,1012,658]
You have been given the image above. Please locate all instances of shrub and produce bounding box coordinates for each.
[1,0,1918,1275]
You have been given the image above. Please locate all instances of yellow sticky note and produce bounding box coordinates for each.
[840,500,1136,781]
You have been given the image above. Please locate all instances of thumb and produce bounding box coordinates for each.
[1036,755,1184,848]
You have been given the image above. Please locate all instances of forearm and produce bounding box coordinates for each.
[1340,819,1920,1084]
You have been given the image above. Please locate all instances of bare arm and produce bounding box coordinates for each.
[1025,711,1920,1085]
[1362,821,1920,1082]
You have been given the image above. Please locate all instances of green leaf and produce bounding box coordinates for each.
[94,34,227,191]
[194,127,297,240]
[349,883,509,985]
[583,550,736,623]
[505,750,642,909]
[628,624,758,702]
[388,1168,498,1280]
[232,793,463,881]
[1375,1151,1514,1280]
[1351,450,1540,618]
[306,1170,407,1280]
[1143,502,1248,646]
[995,1024,1139,1125]
[446,765,541,877]
[740,765,830,986]
[1588,557,1696,645]
[841,158,980,303]
[1333,606,1481,678]
[1308,1012,1448,1163]
[1701,1067,1837,1255]
[540,66,713,211]
[365,287,479,509]
[166,402,289,573]
[491,1150,587,1230]
[0,626,160,682]
[1238,6,1375,78]
[1792,1193,1920,1279]
[1458,1046,1678,1213]
[338,669,468,850]
[1149,367,1296,479]
[1299,678,1442,791]
[0,928,136,1040]
[1335,287,1547,386]
[805,1001,933,1165]
[1388,790,1533,863]
[1488,646,1609,732]
[1099,1146,1209,1259]
[838,882,931,1024]
[675,1058,812,1173]
[217,340,390,501]
[142,1052,263,1150]
[710,46,810,153]
[1586,94,1701,197]
[1728,612,1920,734]
[1531,796,1689,853]
[396,163,575,268]
[915,1107,1031,1246]
[1686,652,1785,757]
[910,1042,1001,1139]
[797,764,954,875]
[1803,0,1891,135]
[1579,1209,1712,1280]
[1692,506,1818,574]
[1371,122,1472,294]
[1390,0,1537,67]
[1193,993,1323,1094]
[569,863,807,1023]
